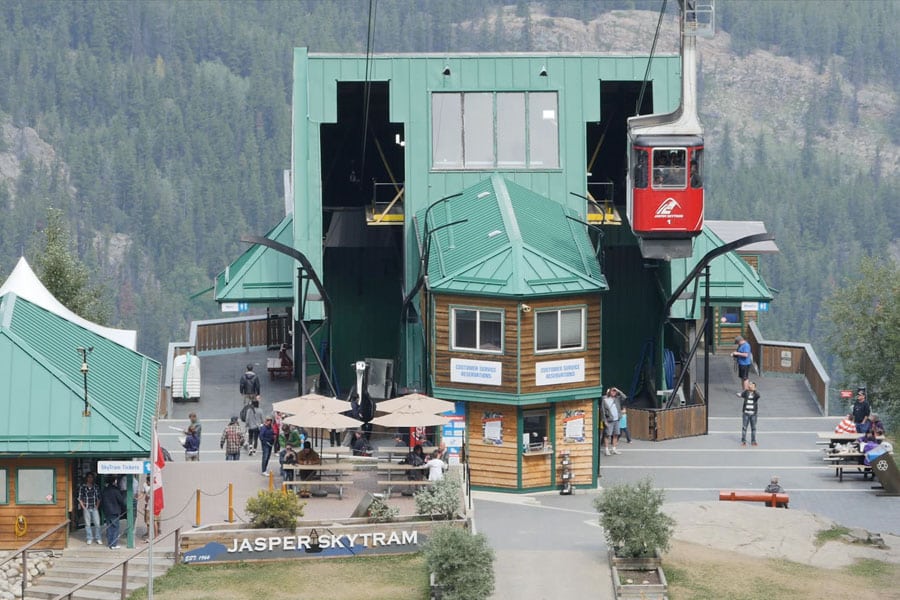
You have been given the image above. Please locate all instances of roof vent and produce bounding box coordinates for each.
[487,230,502,238]
[477,191,491,199]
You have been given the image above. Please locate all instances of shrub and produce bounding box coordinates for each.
[425,526,494,600]
[367,495,399,523]
[414,476,461,520]
[593,477,674,558]
[245,490,305,529]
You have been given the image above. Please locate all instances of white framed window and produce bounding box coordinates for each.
[431,92,559,170]
[452,308,504,353]
[535,307,585,353]
[0,468,7,504]
[16,468,55,504]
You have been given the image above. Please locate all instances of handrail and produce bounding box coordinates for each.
[52,526,182,600]
[0,519,69,569]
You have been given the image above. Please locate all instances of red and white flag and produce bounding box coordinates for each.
[152,427,165,515]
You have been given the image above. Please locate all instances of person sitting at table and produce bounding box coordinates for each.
[297,441,320,481]
[425,450,447,482]
[282,445,298,481]
[278,343,293,368]
[867,413,885,437]
[401,444,426,480]
[351,430,372,456]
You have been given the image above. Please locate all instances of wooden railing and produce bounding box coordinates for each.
[190,315,270,352]
[0,520,69,599]
[747,321,829,414]
[52,527,181,600]
[629,401,707,441]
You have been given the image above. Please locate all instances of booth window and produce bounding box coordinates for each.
[535,307,584,352]
[0,468,7,504]
[432,91,559,170]
[16,468,55,504]
[452,308,503,353]
[523,409,549,451]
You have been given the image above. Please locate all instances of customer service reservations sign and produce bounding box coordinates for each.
[536,358,585,386]
[450,358,502,386]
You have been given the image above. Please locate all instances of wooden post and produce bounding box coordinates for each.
[228,483,234,522]
[195,488,201,527]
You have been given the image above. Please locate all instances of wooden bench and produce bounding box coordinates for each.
[831,463,873,482]
[377,479,433,496]
[267,357,292,380]
[718,490,789,508]
[282,480,353,499]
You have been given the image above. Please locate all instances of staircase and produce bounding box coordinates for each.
[24,546,175,600]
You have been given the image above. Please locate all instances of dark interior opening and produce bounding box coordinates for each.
[318,81,405,396]
[587,81,653,209]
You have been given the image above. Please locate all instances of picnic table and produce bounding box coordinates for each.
[375,445,436,462]
[375,463,431,496]
[816,432,883,447]
[283,462,355,499]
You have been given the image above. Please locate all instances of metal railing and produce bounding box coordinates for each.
[52,527,182,600]
[0,520,69,599]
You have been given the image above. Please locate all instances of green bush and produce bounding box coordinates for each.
[425,526,494,600]
[414,476,461,520]
[367,495,399,523]
[593,477,674,558]
[245,490,305,529]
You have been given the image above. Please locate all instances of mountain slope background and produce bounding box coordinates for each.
[1,1,898,389]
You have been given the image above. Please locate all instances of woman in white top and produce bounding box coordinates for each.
[425,451,446,482]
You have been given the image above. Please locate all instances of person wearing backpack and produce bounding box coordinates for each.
[239,364,260,405]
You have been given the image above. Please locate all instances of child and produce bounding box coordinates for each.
[618,407,632,444]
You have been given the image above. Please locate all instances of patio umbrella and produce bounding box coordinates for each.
[283,411,362,431]
[377,393,455,415]
[369,411,451,428]
[273,394,349,416]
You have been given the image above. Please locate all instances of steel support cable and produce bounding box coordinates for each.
[635,0,668,116]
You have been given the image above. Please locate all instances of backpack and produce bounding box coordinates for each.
[240,403,250,423]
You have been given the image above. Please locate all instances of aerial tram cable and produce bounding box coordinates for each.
[360,0,378,175]
[635,0,668,116]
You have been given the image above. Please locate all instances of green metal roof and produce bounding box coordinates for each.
[667,228,775,319]
[0,294,159,456]
[214,214,295,304]
[418,174,607,297]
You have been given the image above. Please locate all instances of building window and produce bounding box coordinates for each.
[0,469,7,504]
[432,92,559,170]
[535,307,585,352]
[523,409,549,451]
[452,308,503,353]
[16,468,55,505]
[720,306,741,324]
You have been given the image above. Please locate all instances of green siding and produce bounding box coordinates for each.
[215,214,295,304]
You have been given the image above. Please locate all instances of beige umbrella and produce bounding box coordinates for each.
[273,394,348,416]
[377,393,455,415]
[370,411,451,428]
[283,411,361,431]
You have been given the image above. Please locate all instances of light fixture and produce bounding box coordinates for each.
[77,346,94,416]
[539,65,548,77]
[442,65,451,76]
[521,304,532,313]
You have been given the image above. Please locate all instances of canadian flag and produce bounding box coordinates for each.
[152,428,165,515]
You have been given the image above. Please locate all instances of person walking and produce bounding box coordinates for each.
[240,364,261,405]
[100,478,126,549]
[259,416,276,475]
[220,416,245,461]
[732,336,753,394]
[183,425,200,461]
[182,412,202,458]
[618,407,632,444]
[77,472,101,545]
[740,381,760,447]
[601,387,624,456]
[242,396,263,456]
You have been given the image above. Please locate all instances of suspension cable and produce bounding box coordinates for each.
[360,0,378,174]
[635,0,668,116]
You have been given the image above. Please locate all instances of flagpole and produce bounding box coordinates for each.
[149,417,156,599]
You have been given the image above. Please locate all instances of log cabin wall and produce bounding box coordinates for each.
[466,403,519,489]
[0,458,69,550]
[433,296,520,393]
[519,296,601,394]
[432,294,602,394]
[554,399,595,487]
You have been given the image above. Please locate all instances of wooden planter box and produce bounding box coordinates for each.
[608,550,668,599]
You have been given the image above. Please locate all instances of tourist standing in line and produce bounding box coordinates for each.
[240,364,261,405]
[740,381,760,447]
[100,478,126,549]
[77,472,101,545]
[259,416,276,475]
[220,416,245,460]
